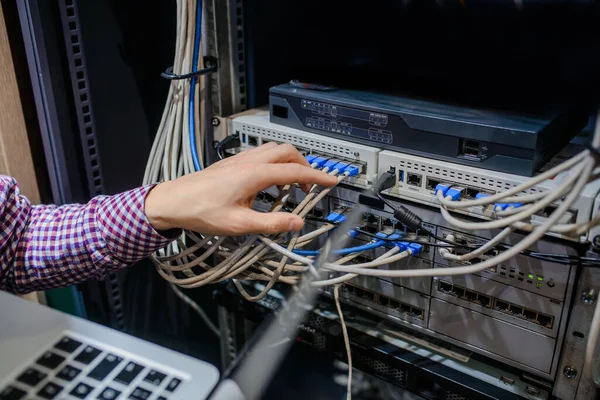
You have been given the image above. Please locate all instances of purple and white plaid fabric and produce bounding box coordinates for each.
[0,175,178,294]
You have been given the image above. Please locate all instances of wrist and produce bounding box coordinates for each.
[144,182,175,232]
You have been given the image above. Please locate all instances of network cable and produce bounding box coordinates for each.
[189,0,203,171]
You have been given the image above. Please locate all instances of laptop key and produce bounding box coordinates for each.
[128,387,152,400]
[56,364,81,381]
[53,336,82,353]
[74,345,102,365]
[88,354,122,381]
[98,387,121,400]
[165,378,181,392]
[0,386,27,400]
[70,382,94,399]
[114,362,144,385]
[37,382,63,399]
[36,351,65,370]
[143,370,166,386]
[16,367,47,386]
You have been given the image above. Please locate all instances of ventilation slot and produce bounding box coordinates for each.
[355,352,406,387]
[242,124,354,156]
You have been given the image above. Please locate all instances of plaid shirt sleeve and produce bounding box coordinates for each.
[0,175,179,294]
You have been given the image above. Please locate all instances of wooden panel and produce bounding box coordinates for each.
[0,1,40,204]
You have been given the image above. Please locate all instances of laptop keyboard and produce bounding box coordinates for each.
[0,334,185,400]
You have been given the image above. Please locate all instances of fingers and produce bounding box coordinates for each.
[232,209,304,235]
[252,164,338,190]
[234,143,310,167]
[255,144,310,167]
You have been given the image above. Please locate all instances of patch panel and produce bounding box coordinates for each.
[232,112,381,187]
[378,150,600,242]
[437,280,554,329]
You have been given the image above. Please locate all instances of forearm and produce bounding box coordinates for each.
[0,178,179,294]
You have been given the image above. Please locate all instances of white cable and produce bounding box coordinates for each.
[334,284,352,400]
[438,229,512,262]
[169,283,219,336]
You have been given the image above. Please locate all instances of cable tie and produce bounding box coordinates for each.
[161,56,219,80]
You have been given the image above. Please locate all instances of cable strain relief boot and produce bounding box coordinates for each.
[393,206,422,232]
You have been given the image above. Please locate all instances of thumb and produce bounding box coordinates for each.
[235,209,304,235]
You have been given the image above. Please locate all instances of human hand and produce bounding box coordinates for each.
[144,143,338,235]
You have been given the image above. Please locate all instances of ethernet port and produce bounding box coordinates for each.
[311,209,324,219]
[478,294,491,308]
[364,214,380,233]
[537,313,553,328]
[376,294,387,306]
[439,281,453,293]
[412,308,424,319]
[510,305,523,316]
[453,286,465,298]
[362,290,375,302]
[354,288,365,298]
[248,136,258,146]
[464,290,477,302]
[495,300,510,313]
[400,303,411,314]
[345,285,355,294]
[388,299,400,309]
[426,178,441,191]
[458,139,480,159]
[407,173,422,187]
[453,236,468,246]
[523,309,537,322]
[381,218,396,230]
[464,187,479,200]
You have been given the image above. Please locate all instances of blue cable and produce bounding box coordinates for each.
[292,240,386,256]
[189,0,203,171]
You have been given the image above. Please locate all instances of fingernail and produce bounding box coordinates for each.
[288,220,296,231]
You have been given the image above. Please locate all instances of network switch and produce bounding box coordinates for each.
[433,273,563,338]
[429,298,558,374]
[311,186,577,379]
[231,112,381,187]
[378,150,600,243]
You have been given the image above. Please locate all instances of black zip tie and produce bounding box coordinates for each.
[161,56,218,80]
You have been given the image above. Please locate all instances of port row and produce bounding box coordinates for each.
[244,134,367,176]
[437,280,554,328]
[342,283,424,320]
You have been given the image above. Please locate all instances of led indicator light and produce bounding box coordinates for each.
[528,274,534,279]
[537,276,544,281]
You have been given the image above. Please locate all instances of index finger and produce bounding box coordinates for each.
[251,163,338,190]
[242,143,311,168]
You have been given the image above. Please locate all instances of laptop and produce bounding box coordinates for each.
[0,290,219,400]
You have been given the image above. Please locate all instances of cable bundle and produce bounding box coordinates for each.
[143,0,205,185]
